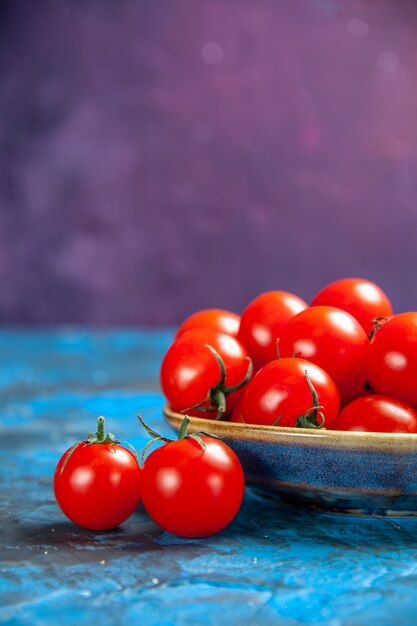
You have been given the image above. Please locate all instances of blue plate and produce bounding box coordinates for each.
[164,406,417,517]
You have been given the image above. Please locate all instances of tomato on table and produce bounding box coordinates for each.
[238,291,307,369]
[176,308,240,339]
[160,328,252,419]
[139,416,245,538]
[54,417,141,530]
[278,306,369,405]
[332,394,417,433]
[242,357,339,428]
[367,313,417,406]
[311,278,393,335]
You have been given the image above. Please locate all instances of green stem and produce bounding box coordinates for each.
[295,371,325,429]
[223,358,253,394]
[181,345,253,416]
[211,389,226,414]
[96,416,105,441]
[178,416,191,439]
[205,344,227,385]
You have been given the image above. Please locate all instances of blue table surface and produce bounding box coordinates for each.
[1,329,417,626]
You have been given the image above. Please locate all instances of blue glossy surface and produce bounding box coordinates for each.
[2,329,417,625]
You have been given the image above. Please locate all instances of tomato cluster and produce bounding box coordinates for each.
[54,414,244,537]
[161,278,417,434]
[54,277,417,537]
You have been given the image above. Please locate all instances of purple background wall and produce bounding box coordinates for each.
[1,0,417,325]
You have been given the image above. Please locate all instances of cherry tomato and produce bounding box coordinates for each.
[349,383,375,402]
[332,394,417,433]
[54,417,141,530]
[311,278,393,335]
[160,329,252,419]
[139,417,245,538]
[176,308,240,339]
[278,306,369,405]
[243,358,339,428]
[238,291,307,369]
[367,313,417,406]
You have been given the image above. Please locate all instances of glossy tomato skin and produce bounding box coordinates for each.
[54,442,141,530]
[160,329,251,419]
[311,278,393,335]
[176,309,240,339]
[238,291,307,369]
[278,306,369,405]
[367,313,417,406]
[332,394,417,433]
[140,436,245,538]
[229,397,246,423]
[243,358,339,427]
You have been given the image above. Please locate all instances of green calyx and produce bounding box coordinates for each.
[59,416,138,475]
[86,416,118,444]
[138,413,221,464]
[294,371,325,429]
[185,344,253,419]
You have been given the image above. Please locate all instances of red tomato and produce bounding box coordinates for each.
[238,291,307,369]
[367,313,417,406]
[311,278,393,335]
[332,394,417,433]
[140,430,245,538]
[278,306,369,405]
[242,358,339,428]
[160,329,252,419]
[348,383,375,402]
[54,417,141,530]
[229,397,246,423]
[176,309,240,339]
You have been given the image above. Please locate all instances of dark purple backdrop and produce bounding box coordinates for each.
[1,0,417,325]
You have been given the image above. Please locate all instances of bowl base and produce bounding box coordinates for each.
[247,482,417,518]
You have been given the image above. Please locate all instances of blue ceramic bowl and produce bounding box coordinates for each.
[163,406,417,517]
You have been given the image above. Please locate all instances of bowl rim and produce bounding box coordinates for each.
[163,405,417,452]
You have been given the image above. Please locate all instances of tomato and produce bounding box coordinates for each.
[367,313,417,406]
[242,358,339,428]
[278,306,369,405]
[229,397,246,423]
[332,394,417,433]
[54,417,141,530]
[176,308,240,339]
[238,291,307,369]
[311,278,393,335]
[139,416,245,538]
[161,329,252,419]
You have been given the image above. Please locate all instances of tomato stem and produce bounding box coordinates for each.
[137,413,222,462]
[368,316,389,341]
[186,345,253,419]
[295,371,325,429]
[211,389,226,415]
[178,416,191,439]
[60,416,139,475]
[86,416,118,445]
[223,358,253,394]
[96,416,105,441]
[272,414,282,427]
[205,344,226,385]
[276,339,281,359]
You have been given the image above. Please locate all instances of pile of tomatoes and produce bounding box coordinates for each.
[54,276,417,538]
[161,277,417,434]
